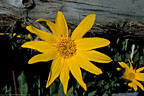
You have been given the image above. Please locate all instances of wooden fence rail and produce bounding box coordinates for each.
[0,0,144,38]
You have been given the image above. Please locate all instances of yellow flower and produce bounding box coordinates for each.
[0,32,32,40]
[27,33,33,40]
[0,33,21,38]
[21,11,112,94]
[118,60,144,91]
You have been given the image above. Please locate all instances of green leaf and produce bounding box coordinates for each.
[57,83,65,96]
[88,91,96,96]
[17,72,28,95]
[38,77,40,96]
[3,84,12,95]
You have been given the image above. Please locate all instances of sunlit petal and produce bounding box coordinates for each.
[28,50,56,64]
[56,11,68,37]
[69,57,87,91]
[36,18,56,35]
[75,53,102,75]
[118,62,129,69]
[136,67,144,73]
[21,41,55,52]
[134,80,144,91]
[46,57,63,88]
[71,14,96,40]
[26,26,56,42]
[60,59,70,94]
[128,82,137,91]
[76,38,110,50]
[136,73,144,81]
[128,59,133,70]
[80,50,112,63]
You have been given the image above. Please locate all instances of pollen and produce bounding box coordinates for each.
[57,38,77,58]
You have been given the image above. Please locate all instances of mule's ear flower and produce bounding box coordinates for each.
[118,61,144,91]
[22,11,112,94]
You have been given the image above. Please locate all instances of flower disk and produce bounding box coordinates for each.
[57,38,76,58]
[124,72,135,81]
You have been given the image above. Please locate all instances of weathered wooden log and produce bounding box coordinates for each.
[3,0,144,24]
[0,0,144,38]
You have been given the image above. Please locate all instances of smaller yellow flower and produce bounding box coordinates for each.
[118,59,144,91]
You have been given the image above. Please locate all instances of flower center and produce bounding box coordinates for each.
[57,38,77,58]
[124,72,135,81]
[128,72,135,80]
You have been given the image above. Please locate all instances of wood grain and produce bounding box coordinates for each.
[0,0,144,38]
[1,0,144,23]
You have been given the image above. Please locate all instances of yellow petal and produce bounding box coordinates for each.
[46,57,63,88]
[128,59,133,70]
[136,73,144,81]
[80,50,112,63]
[136,67,144,72]
[75,38,110,50]
[128,82,137,91]
[80,58,102,75]
[60,59,70,94]
[21,41,55,53]
[28,50,56,64]
[36,18,56,35]
[73,52,102,75]
[69,57,87,91]
[56,11,68,37]
[71,14,96,40]
[128,82,133,87]
[26,26,56,42]
[132,83,138,91]
[134,80,144,91]
[118,62,129,69]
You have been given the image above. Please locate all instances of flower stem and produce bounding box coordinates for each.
[12,70,18,96]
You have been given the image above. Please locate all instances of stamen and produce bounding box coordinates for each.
[57,38,77,58]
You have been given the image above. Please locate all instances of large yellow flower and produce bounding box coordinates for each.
[22,11,112,94]
[118,60,144,91]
